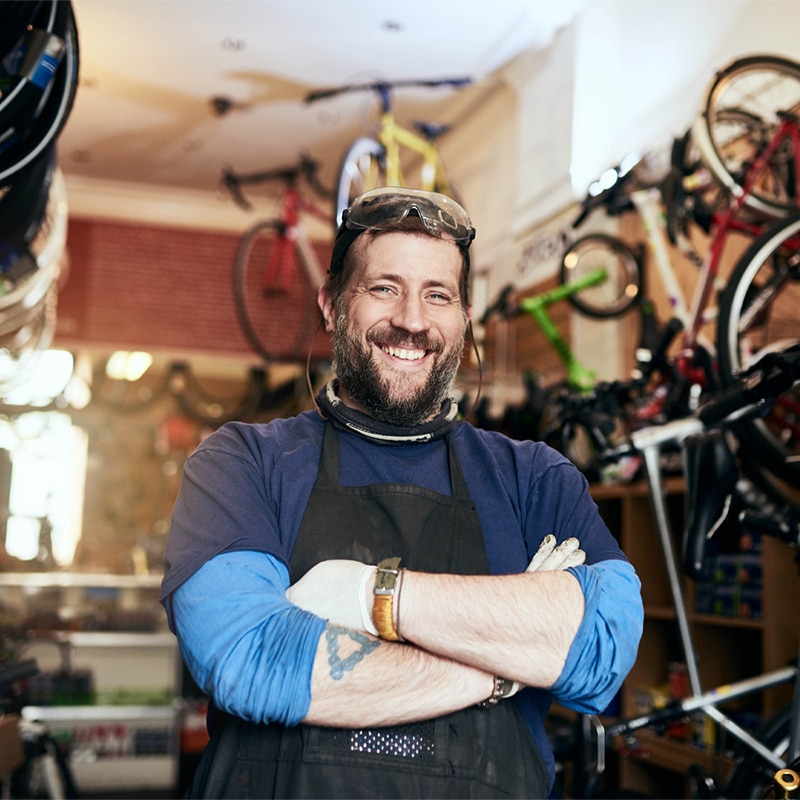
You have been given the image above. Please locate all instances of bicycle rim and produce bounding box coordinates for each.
[717,211,800,484]
[233,220,319,362]
[560,233,642,318]
[693,54,800,219]
[0,4,80,186]
[335,136,386,227]
[725,703,795,799]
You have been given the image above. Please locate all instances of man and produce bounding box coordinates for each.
[161,187,643,798]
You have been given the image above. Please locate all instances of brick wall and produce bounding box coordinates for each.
[55,217,333,361]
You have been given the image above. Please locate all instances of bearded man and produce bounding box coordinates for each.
[161,188,643,799]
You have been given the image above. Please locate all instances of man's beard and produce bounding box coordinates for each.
[332,316,465,427]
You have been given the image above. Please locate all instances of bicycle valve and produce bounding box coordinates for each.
[774,768,800,798]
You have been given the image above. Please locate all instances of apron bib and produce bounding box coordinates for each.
[189,424,548,798]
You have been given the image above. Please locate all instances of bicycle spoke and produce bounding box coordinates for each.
[696,55,800,217]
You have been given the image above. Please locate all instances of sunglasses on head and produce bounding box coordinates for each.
[330,187,475,275]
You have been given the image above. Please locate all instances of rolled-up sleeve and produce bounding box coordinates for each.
[168,550,326,726]
[549,560,643,713]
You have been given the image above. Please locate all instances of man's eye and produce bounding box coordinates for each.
[428,291,452,303]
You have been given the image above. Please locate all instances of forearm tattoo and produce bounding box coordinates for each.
[325,625,380,680]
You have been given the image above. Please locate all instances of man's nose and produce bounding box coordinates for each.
[390,294,429,333]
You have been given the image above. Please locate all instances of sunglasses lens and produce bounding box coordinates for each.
[345,187,474,245]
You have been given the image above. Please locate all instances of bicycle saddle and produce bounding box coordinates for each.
[682,430,738,580]
[413,121,450,140]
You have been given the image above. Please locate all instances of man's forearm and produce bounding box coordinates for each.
[396,570,585,687]
[303,624,495,727]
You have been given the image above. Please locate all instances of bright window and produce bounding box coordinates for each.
[0,412,87,567]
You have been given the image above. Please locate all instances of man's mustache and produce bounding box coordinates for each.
[366,327,444,354]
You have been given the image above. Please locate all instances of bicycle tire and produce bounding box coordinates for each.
[716,210,800,484]
[0,1,80,187]
[560,233,642,318]
[233,220,320,362]
[334,136,386,227]
[724,701,796,799]
[692,54,800,220]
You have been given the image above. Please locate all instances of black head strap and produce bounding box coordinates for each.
[315,380,459,444]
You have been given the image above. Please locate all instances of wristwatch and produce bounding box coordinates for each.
[477,675,517,707]
[373,556,403,641]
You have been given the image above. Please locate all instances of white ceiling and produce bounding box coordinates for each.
[57,0,585,213]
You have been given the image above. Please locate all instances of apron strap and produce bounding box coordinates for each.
[316,422,471,501]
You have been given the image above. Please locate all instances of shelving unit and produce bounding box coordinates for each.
[0,572,180,795]
[590,479,800,797]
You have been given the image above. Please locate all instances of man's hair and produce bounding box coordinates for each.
[324,215,471,313]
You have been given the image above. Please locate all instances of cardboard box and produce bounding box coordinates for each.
[0,714,25,778]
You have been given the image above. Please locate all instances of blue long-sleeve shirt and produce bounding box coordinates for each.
[161,411,643,786]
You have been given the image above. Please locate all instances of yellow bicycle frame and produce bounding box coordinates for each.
[377,111,453,196]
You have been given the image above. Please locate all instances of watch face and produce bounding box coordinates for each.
[375,570,396,592]
[375,557,402,592]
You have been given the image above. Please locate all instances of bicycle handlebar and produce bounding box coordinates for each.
[220,152,331,211]
[697,344,800,427]
[304,77,472,105]
[594,343,800,466]
[572,160,642,228]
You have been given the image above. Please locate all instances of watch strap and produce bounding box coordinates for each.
[373,557,404,641]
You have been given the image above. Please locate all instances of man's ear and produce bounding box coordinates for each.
[318,285,336,333]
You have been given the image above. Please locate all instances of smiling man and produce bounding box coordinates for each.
[324,219,467,426]
[160,188,643,799]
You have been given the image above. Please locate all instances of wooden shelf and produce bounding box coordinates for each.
[643,605,676,621]
[690,612,763,630]
[589,476,686,500]
[618,729,734,777]
[588,480,798,798]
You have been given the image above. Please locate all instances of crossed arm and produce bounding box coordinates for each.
[169,538,636,731]
[302,567,584,726]
[169,551,503,728]
[304,624,494,727]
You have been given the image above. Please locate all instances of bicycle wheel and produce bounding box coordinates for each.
[335,136,386,227]
[233,220,320,362]
[560,233,642,318]
[724,702,796,799]
[717,210,800,484]
[0,1,80,187]
[693,54,800,219]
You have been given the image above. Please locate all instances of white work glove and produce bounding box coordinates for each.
[526,534,585,572]
[286,559,378,635]
[485,536,584,705]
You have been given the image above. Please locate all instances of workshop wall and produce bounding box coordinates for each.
[55,217,332,361]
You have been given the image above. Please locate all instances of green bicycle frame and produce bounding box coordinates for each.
[518,267,608,394]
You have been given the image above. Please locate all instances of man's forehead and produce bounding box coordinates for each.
[355,232,461,274]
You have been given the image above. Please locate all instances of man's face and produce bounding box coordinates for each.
[319,232,470,426]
